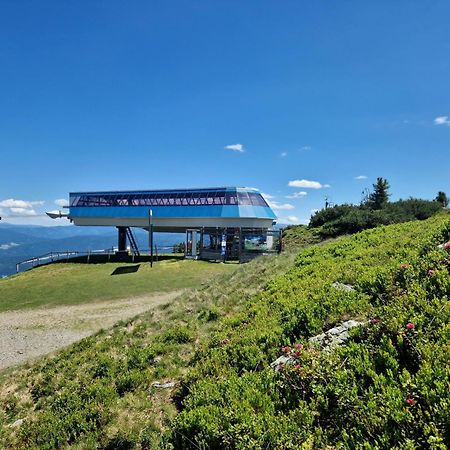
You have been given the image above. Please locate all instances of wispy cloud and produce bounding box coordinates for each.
[268,201,295,211]
[288,179,330,189]
[299,146,311,152]
[354,175,367,180]
[278,216,309,225]
[0,242,20,251]
[286,191,307,199]
[261,192,275,200]
[434,116,450,126]
[9,207,38,216]
[261,193,295,211]
[54,198,67,207]
[0,199,44,208]
[225,143,245,152]
[280,151,287,157]
[0,198,44,218]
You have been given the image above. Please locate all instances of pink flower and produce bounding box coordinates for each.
[282,345,291,354]
[294,343,303,350]
[294,364,301,370]
[400,263,411,269]
[406,322,415,330]
[370,318,381,325]
[292,351,300,358]
[405,398,415,406]
[220,339,230,346]
[443,242,450,250]
[427,269,435,277]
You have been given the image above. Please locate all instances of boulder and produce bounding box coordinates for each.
[332,282,355,292]
[309,320,364,351]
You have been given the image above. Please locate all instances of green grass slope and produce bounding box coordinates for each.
[174,214,450,449]
[0,233,312,449]
[0,259,235,312]
[0,216,449,449]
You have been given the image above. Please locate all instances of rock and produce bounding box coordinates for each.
[9,418,24,428]
[151,381,177,389]
[270,355,294,371]
[270,320,366,371]
[309,320,364,351]
[332,282,355,292]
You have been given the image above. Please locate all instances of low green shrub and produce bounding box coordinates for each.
[171,214,450,449]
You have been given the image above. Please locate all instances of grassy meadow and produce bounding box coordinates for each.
[0,259,236,312]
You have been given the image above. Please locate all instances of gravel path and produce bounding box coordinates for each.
[0,291,182,370]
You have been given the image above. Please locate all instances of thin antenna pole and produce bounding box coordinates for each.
[149,209,154,268]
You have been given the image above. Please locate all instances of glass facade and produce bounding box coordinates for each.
[70,190,269,208]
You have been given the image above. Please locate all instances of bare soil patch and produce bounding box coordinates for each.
[0,291,182,370]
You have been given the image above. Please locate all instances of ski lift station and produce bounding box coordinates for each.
[49,187,280,263]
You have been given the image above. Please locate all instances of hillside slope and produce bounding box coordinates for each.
[174,214,450,449]
[0,216,449,449]
[0,233,311,449]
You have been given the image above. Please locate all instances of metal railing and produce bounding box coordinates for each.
[15,246,176,273]
[16,249,112,273]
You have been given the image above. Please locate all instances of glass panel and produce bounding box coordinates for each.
[248,192,268,207]
[237,191,252,205]
[225,193,237,205]
[71,191,243,207]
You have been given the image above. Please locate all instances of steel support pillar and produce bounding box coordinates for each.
[117,226,127,252]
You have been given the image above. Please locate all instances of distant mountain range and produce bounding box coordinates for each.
[0,224,184,277]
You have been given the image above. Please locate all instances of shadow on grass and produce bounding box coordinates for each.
[111,265,141,276]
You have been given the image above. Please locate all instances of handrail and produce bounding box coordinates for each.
[15,246,175,274]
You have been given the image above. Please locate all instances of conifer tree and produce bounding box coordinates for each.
[435,191,449,208]
[368,177,390,209]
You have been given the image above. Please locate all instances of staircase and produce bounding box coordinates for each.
[125,227,141,256]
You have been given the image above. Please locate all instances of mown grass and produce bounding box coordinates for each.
[0,231,316,449]
[0,259,236,312]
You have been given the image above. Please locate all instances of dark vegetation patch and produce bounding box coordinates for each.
[308,178,445,238]
[111,265,141,275]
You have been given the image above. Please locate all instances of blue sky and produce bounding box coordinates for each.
[0,1,449,225]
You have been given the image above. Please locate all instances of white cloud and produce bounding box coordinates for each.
[268,201,295,211]
[225,143,245,152]
[261,192,275,200]
[54,198,67,207]
[0,198,43,208]
[9,207,38,216]
[434,116,450,126]
[278,216,309,225]
[354,175,367,180]
[0,198,44,218]
[286,191,307,199]
[280,151,287,157]
[0,242,20,250]
[299,145,311,151]
[288,179,330,189]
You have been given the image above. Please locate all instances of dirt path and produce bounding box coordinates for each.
[0,291,182,370]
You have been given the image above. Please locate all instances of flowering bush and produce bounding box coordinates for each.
[173,214,450,449]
